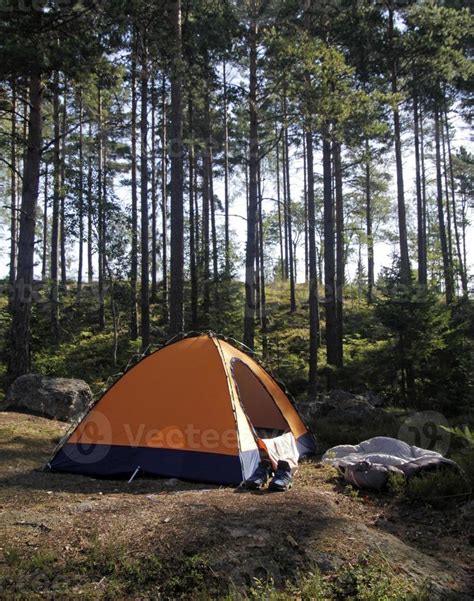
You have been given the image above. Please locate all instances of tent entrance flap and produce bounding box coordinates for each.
[231,359,289,433]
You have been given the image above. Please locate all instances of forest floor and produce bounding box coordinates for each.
[0,412,473,600]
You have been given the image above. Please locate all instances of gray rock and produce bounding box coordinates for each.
[302,390,392,425]
[2,374,93,422]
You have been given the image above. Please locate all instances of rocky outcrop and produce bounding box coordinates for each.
[2,374,93,422]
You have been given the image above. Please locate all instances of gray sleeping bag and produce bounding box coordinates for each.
[322,436,459,491]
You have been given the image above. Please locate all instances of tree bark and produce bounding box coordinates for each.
[334,141,344,368]
[444,105,468,295]
[151,79,159,303]
[87,122,94,284]
[77,90,84,296]
[42,162,48,282]
[223,59,231,277]
[306,130,319,400]
[434,107,453,304]
[169,0,184,336]
[283,96,296,313]
[9,79,17,299]
[365,141,375,303]
[388,3,411,284]
[130,38,139,339]
[161,75,169,324]
[60,83,67,290]
[140,61,150,352]
[8,72,43,382]
[97,85,105,330]
[188,98,198,328]
[243,15,259,351]
[323,132,338,368]
[50,74,60,338]
[414,96,427,287]
[276,129,284,280]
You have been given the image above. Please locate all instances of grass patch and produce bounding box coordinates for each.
[232,553,431,601]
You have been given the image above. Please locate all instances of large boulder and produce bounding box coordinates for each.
[2,375,93,422]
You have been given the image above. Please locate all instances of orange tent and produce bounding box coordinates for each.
[49,334,315,484]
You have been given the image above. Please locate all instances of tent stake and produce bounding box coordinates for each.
[128,466,141,484]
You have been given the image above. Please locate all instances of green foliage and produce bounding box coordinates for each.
[242,554,430,601]
[406,470,471,509]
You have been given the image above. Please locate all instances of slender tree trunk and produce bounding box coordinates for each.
[161,75,169,324]
[276,129,284,280]
[188,98,198,328]
[223,59,231,276]
[42,162,48,281]
[130,40,139,339]
[169,0,184,335]
[444,106,468,295]
[9,79,17,300]
[414,97,427,287]
[389,4,411,284]
[323,132,338,368]
[50,75,60,337]
[303,131,309,284]
[441,112,454,282]
[258,163,268,359]
[306,130,319,400]
[365,141,375,303]
[281,135,289,281]
[151,79,159,303]
[8,72,43,382]
[60,84,67,289]
[334,141,344,368]
[97,85,105,330]
[434,107,453,304]
[243,15,259,351]
[140,60,150,352]
[202,143,211,320]
[87,123,94,284]
[283,96,296,313]
[420,106,428,283]
[205,84,219,307]
[77,90,84,296]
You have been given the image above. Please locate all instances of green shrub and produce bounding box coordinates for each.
[406,470,471,508]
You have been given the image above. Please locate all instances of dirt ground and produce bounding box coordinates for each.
[0,412,473,599]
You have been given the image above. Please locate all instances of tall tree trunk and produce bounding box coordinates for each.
[281,135,289,281]
[97,85,105,330]
[60,84,67,289]
[41,162,48,281]
[389,3,411,284]
[223,59,231,277]
[202,144,211,320]
[50,75,60,338]
[87,122,94,284]
[140,60,150,352]
[306,130,319,400]
[365,141,375,303]
[258,163,268,359]
[8,72,43,382]
[130,39,139,339]
[205,84,219,308]
[414,96,427,287]
[434,107,453,304]
[9,79,17,300]
[283,96,296,313]
[169,0,184,335]
[440,112,454,281]
[161,75,169,324]
[276,129,284,280]
[151,79,159,303]
[444,105,468,295]
[77,90,84,296]
[188,98,198,328]
[323,132,338,368]
[303,131,309,284]
[420,105,428,283]
[243,15,259,351]
[334,142,344,368]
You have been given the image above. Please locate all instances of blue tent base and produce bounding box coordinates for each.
[49,443,260,486]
